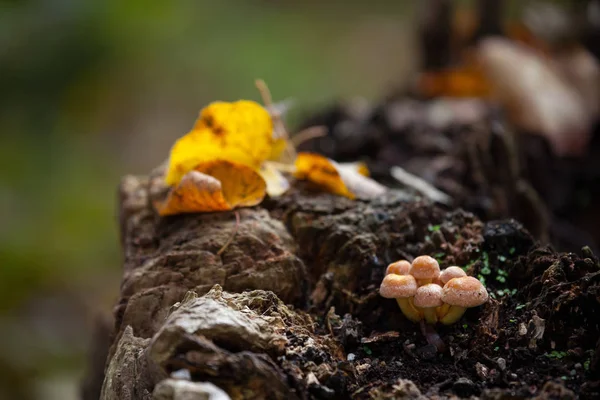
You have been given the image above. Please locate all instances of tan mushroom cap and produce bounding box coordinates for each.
[386,260,411,276]
[414,283,444,308]
[442,276,489,307]
[439,266,467,284]
[379,274,418,299]
[410,255,441,280]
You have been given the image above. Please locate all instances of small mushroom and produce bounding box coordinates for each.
[440,276,489,325]
[385,260,411,275]
[379,274,421,322]
[439,266,467,284]
[414,283,444,324]
[436,266,468,316]
[410,255,441,286]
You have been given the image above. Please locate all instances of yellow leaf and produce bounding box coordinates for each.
[295,153,386,199]
[259,162,290,197]
[155,160,266,216]
[165,100,274,186]
[295,153,355,199]
[269,138,289,161]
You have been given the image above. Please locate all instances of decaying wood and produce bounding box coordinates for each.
[86,170,600,400]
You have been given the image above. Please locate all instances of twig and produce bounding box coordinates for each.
[217,211,241,256]
[255,79,296,162]
[390,166,452,205]
[255,79,288,140]
[290,125,328,147]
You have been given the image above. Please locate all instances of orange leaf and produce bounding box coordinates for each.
[295,153,386,199]
[418,66,491,98]
[295,153,354,199]
[155,160,266,216]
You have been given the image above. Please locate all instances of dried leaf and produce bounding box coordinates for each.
[294,153,386,199]
[295,153,354,198]
[390,166,452,205]
[417,66,491,98]
[165,100,275,186]
[259,162,290,197]
[478,37,592,156]
[336,163,387,199]
[155,160,266,216]
[554,46,600,117]
[338,161,370,177]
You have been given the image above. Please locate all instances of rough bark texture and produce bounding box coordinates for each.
[88,173,600,400]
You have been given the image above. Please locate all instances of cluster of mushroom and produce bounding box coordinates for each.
[379,256,488,325]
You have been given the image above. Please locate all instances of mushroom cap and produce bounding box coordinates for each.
[379,274,418,299]
[414,283,444,308]
[439,266,467,284]
[386,260,411,276]
[442,276,489,307]
[410,255,441,280]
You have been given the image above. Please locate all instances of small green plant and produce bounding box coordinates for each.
[428,224,441,232]
[515,303,526,310]
[546,351,568,359]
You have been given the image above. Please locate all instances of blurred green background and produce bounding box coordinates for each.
[0,1,418,398]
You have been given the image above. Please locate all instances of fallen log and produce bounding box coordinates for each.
[84,172,600,399]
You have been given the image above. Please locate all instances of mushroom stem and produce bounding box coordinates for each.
[408,297,424,319]
[396,298,422,322]
[436,303,450,318]
[417,278,432,286]
[420,320,446,353]
[439,305,467,325]
[422,308,438,324]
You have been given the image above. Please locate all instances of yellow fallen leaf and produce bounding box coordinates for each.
[295,153,386,199]
[295,153,355,199]
[259,162,290,197]
[269,138,289,161]
[165,100,274,186]
[155,160,266,216]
